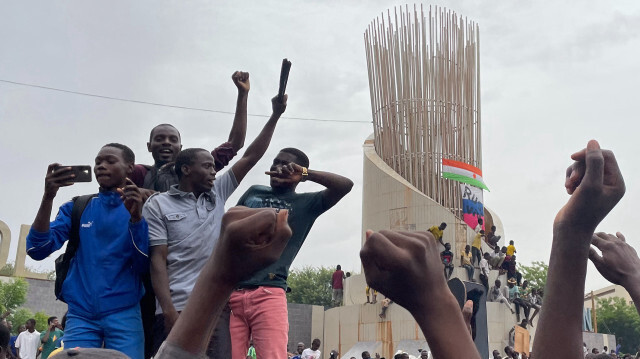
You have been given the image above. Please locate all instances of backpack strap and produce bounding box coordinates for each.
[64,193,97,261]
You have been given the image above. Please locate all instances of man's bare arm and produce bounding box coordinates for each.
[228,71,250,152]
[589,231,640,315]
[533,140,625,358]
[306,169,353,210]
[150,245,179,332]
[231,95,286,183]
[360,230,480,359]
[32,164,75,232]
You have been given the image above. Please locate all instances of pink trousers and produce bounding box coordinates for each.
[229,286,289,359]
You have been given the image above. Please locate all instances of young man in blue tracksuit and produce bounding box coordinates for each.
[26,143,149,359]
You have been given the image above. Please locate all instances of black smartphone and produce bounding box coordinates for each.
[277,58,291,102]
[68,165,92,182]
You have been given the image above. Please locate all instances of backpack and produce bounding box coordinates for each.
[54,193,97,302]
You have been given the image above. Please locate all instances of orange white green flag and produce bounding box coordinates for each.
[441,159,489,191]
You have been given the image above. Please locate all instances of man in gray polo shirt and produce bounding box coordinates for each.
[143,94,287,358]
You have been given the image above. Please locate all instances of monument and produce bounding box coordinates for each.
[324,5,514,358]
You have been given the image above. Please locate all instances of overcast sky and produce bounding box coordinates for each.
[1,1,639,293]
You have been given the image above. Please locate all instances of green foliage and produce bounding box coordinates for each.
[9,307,33,333]
[286,266,334,308]
[0,263,15,277]
[34,311,50,332]
[597,297,640,353]
[519,261,548,291]
[0,278,28,313]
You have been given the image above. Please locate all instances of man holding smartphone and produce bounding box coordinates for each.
[26,143,148,359]
[40,316,63,359]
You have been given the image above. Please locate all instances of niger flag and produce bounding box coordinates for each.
[441,159,489,191]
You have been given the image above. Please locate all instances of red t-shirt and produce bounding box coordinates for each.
[332,270,344,289]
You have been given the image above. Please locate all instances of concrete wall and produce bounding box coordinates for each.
[287,303,325,354]
[324,300,424,359]
[0,276,67,318]
[583,332,617,354]
[23,278,68,317]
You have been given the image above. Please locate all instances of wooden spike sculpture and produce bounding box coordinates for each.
[364,4,482,218]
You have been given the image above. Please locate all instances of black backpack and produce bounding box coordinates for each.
[54,193,97,302]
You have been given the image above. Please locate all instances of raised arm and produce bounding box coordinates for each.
[306,169,353,210]
[230,95,287,183]
[228,71,250,152]
[360,230,480,359]
[27,164,77,260]
[211,72,251,171]
[32,164,75,233]
[155,207,292,358]
[533,140,625,358]
[267,163,353,210]
[589,231,640,315]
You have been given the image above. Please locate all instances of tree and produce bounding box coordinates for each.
[10,307,33,333]
[34,311,50,332]
[286,266,334,308]
[519,261,548,291]
[596,297,640,353]
[0,278,28,313]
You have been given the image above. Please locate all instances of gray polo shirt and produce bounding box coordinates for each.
[142,170,238,314]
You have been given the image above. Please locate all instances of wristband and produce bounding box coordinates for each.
[301,167,308,182]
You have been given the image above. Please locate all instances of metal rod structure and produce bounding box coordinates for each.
[364,5,482,218]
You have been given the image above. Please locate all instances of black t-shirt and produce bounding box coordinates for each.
[236,185,327,289]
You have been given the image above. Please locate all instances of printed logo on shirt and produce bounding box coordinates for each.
[81,221,93,228]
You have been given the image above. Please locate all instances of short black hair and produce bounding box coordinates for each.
[47,316,57,325]
[509,240,514,245]
[27,318,36,326]
[312,338,321,345]
[149,123,181,142]
[280,148,309,168]
[175,148,208,179]
[103,143,135,165]
[336,265,341,270]
[440,222,447,228]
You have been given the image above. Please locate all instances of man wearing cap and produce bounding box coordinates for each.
[507,278,530,323]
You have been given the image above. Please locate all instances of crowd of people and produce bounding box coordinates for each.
[0,63,634,359]
[17,72,357,358]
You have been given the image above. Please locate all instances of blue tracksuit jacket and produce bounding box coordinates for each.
[26,190,149,318]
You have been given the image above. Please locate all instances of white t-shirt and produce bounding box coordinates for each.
[301,348,321,359]
[480,258,490,276]
[15,330,40,359]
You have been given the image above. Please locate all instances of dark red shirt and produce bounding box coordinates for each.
[332,270,344,289]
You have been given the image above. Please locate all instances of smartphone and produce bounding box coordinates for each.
[68,165,92,182]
